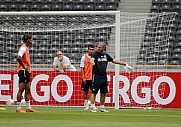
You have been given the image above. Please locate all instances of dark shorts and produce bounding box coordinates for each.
[81,80,92,92]
[91,74,108,94]
[18,70,31,84]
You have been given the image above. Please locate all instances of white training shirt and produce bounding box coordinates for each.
[53,56,76,71]
[80,54,91,68]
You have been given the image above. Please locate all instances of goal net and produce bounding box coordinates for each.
[0,11,177,109]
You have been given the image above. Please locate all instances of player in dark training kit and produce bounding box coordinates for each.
[89,42,127,112]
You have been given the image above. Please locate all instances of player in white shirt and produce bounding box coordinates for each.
[53,51,76,73]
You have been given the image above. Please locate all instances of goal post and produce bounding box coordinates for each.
[0,11,177,109]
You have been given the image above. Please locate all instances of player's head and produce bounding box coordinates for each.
[22,33,32,44]
[87,44,94,55]
[97,42,106,53]
[57,51,63,61]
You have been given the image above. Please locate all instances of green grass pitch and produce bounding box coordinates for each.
[0,106,181,127]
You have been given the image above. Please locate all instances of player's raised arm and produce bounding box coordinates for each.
[112,59,126,66]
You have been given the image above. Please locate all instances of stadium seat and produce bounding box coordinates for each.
[34,0,44,6]
[159,59,169,64]
[97,0,107,5]
[106,4,117,10]
[40,4,51,11]
[13,0,24,5]
[175,41,181,47]
[1,0,12,5]
[76,0,85,5]
[171,53,181,60]
[0,5,8,12]
[107,0,119,7]
[173,47,181,53]
[87,0,96,6]
[63,4,73,11]
[172,0,181,6]
[152,0,161,7]
[84,4,94,11]
[95,4,105,11]
[66,0,74,4]
[30,4,41,11]
[52,4,63,11]
[150,5,160,13]
[19,4,29,11]
[9,4,19,12]
[44,0,55,6]
[162,0,171,6]
[55,0,66,5]
[74,4,84,11]
[171,5,181,13]
[161,5,171,12]
[24,0,33,6]
[169,59,180,65]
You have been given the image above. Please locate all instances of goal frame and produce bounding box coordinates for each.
[0,11,121,109]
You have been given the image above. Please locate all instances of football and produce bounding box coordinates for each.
[6,99,14,106]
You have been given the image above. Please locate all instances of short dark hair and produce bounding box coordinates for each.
[22,33,32,42]
[87,44,94,49]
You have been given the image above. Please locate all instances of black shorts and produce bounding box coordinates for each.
[91,74,108,94]
[81,80,92,92]
[18,70,31,84]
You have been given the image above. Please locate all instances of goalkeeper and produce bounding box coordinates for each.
[89,42,127,112]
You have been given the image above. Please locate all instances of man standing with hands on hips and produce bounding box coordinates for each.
[16,33,37,113]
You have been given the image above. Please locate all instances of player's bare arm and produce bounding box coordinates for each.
[90,58,95,65]
[80,67,86,84]
[16,55,27,70]
[60,63,68,71]
[112,59,126,66]
[53,65,64,73]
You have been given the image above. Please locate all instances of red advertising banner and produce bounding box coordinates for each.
[0,70,180,108]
